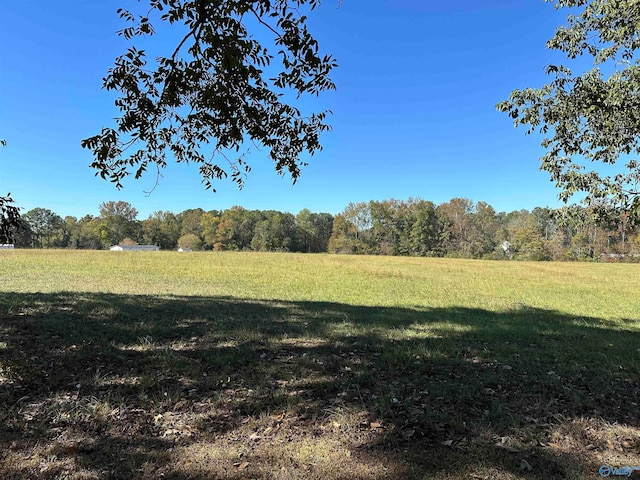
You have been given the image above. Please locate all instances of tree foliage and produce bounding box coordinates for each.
[498,0,640,219]
[15,197,640,260]
[23,208,63,248]
[81,0,336,192]
[98,201,141,246]
[0,193,21,245]
[0,140,22,243]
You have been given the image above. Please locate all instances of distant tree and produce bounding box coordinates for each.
[82,0,336,194]
[55,216,79,248]
[294,208,317,252]
[532,207,557,241]
[120,237,139,246]
[342,202,371,244]
[498,0,640,219]
[178,208,206,238]
[178,233,203,251]
[250,211,294,251]
[403,199,442,257]
[365,198,441,256]
[143,210,180,249]
[504,210,552,261]
[23,208,63,248]
[213,221,236,250]
[213,206,258,250]
[98,201,141,245]
[200,211,221,249]
[437,198,474,257]
[328,214,360,254]
[311,212,334,253]
[369,199,403,255]
[74,216,105,249]
[469,201,500,258]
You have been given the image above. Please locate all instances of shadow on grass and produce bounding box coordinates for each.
[1,292,639,479]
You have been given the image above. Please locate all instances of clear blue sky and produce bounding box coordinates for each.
[1,0,575,219]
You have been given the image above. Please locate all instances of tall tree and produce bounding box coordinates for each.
[0,140,22,243]
[294,208,317,253]
[178,208,206,238]
[200,211,221,249]
[403,199,441,257]
[437,198,474,257]
[98,201,140,245]
[310,212,334,253]
[214,206,258,250]
[498,0,640,219]
[342,202,371,243]
[504,210,552,261]
[369,199,404,255]
[143,211,181,249]
[23,208,63,248]
[327,214,359,254]
[251,211,295,251]
[81,0,336,193]
[0,193,21,244]
[469,201,500,258]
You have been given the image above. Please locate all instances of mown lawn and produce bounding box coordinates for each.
[0,250,639,479]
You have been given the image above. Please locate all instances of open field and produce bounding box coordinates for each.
[1,250,639,479]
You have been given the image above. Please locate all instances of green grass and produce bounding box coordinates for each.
[0,250,639,479]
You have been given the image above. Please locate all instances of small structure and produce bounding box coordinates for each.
[109,245,160,252]
[178,247,193,253]
[0,244,14,249]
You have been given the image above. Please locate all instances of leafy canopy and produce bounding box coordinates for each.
[0,192,21,244]
[0,139,22,243]
[82,0,337,192]
[498,0,640,219]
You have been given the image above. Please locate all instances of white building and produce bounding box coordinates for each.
[109,245,160,252]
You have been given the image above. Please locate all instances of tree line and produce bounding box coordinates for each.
[10,198,640,261]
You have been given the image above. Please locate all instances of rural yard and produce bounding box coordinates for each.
[3,1,640,478]
[1,250,639,479]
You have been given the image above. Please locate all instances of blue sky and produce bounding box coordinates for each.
[1,0,575,219]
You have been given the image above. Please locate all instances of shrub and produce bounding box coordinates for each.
[178,234,203,251]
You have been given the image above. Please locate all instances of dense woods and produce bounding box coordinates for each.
[9,197,639,261]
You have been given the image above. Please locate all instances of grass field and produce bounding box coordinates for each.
[0,250,639,479]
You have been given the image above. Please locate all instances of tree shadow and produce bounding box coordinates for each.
[1,292,638,478]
